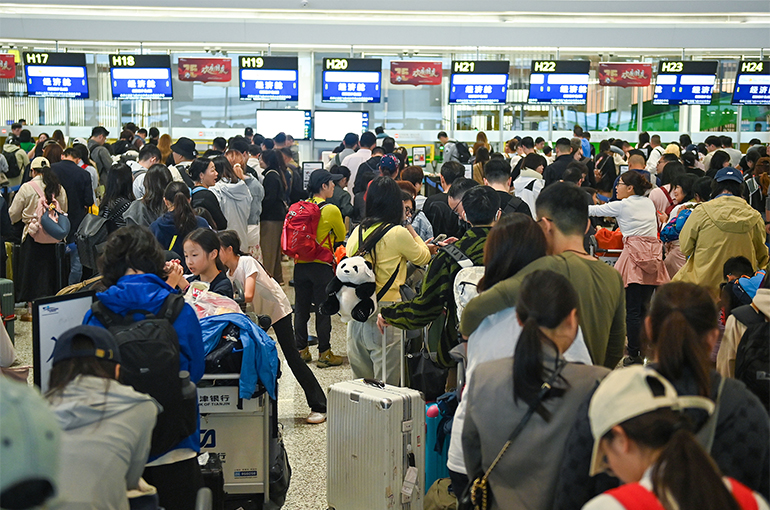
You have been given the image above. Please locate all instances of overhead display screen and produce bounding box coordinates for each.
[255,109,311,140]
[322,58,382,103]
[24,52,89,98]
[449,60,509,104]
[240,56,299,101]
[653,60,718,106]
[528,60,590,105]
[110,54,172,100]
[314,111,369,142]
[732,61,770,106]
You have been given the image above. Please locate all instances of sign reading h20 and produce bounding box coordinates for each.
[322,58,382,103]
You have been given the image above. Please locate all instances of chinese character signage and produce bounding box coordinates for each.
[109,54,172,100]
[598,63,652,87]
[178,58,231,82]
[0,55,15,79]
[239,56,298,101]
[732,61,770,106]
[322,58,382,103]
[653,61,717,106]
[23,52,89,98]
[390,61,442,86]
[528,60,590,105]
[449,60,509,104]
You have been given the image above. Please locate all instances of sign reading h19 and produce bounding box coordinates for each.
[653,60,718,106]
[239,56,298,101]
[449,60,509,104]
[109,54,172,100]
[528,60,590,105]
[322,58,382,103]
[23,52,89,98]
[732,61,770,106]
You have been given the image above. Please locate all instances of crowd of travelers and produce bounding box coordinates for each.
[1,118,769,510]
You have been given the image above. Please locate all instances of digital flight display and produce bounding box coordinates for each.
[24,52,89,98]
[653,61,718,106]
[109,54,173,100]
[527,60,590,105]
[732,61,770,106]
[240,56,299,101]
[322,58,382,103]
[449,60,509,104]
[255,109,311,140]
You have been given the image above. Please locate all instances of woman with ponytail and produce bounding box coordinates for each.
[259,149,291,283]
[583,365,769,510]
[461,270,610,510]
[553,282,770,510]
[150,181,209,270]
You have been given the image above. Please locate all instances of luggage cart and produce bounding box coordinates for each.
[198,374,271,502]
[596,249,622,267]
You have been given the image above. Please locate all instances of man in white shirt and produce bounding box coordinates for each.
[720,135,743,167]
[341,131,376,199]
[644,134,665,177]
[701,135,722,171]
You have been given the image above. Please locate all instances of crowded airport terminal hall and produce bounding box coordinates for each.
[2,1,770,509]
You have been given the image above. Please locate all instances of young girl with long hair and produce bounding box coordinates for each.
[218,230,328,424]
[149,181,209,269]
[168,228,233,298]
[124,164,172,227]
[188,158,227,231]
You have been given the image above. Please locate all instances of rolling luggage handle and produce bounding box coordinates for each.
[379,325,406,387]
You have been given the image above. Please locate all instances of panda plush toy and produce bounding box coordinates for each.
[320,256,378,323]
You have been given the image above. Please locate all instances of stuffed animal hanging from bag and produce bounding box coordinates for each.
[319,256,377,323]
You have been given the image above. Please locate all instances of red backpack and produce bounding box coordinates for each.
[606,478,758,510]
[281,200,334,264]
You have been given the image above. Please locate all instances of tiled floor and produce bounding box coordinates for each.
[12,260,357,510]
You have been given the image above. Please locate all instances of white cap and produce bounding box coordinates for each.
[588,366,714,476]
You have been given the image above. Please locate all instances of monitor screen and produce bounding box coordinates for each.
[322,58,382,103]
[109,54,172,100]
[449,60,509,104]
[240,56,299,101]
[732,61,770,106]
[527,60,590,105]
[653,61,718,106]
[256,109,311,140]
[23,52,89,98]
[314,111,369,142]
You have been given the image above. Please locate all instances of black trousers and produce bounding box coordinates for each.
[625,283,656,357]
[293,262,333,353]
[272,314,327,413]
[143,456,203,510]
[449,469,469,499]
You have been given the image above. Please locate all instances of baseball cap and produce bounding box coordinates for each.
[30,157,50,171]
[170,137,198,159]
[714,167,743,184]
[588,366,714,476]
[0,377,60,509]
[72,137,88,147]
[379,153,399,174]
[51,325,122,366]
[307,169,343,193]
[342,132,359,147]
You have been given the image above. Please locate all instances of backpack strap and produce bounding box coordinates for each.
[157,293,186,324]
[661,186,675,207]
[191,186,206,195]
[728,479,760,510]
[376,262,401,302]
[695,376,726,453]
[29,180,46,202]
[732,304,766,326]
[91,300,131,328]
[606,483,665,510]
[439,244,473,269]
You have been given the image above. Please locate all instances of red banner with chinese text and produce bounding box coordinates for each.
[178,58,231,82]
[598,63,652,87]
[0,55,16,79]
[390,61,442,86]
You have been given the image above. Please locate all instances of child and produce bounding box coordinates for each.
[218,230,328,424]
[169,228,233,298]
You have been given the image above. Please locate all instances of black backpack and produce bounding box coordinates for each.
[454,142,471,164]
[75,214,109,270]
[732,305,770,410]
[91,293,198,457]
[2,149,21,178]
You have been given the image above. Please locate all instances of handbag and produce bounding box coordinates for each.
[406,338,448,402]
[458,359,567,510]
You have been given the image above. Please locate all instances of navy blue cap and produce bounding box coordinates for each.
[51,325,121,365]
[715,167,743,184]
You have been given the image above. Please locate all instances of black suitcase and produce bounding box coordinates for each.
[0,278,15,342]
[200,453,225,510]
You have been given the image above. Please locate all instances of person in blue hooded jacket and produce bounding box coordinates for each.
[83,225,205,510]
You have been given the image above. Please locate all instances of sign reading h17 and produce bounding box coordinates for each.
[23,52,89,98]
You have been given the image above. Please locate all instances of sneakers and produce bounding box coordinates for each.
[316,349,343,368]
[306,411,327,424]
[622,355,644,367]
[299,347,311,363]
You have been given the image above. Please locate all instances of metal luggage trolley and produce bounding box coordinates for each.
[596,248,623,267]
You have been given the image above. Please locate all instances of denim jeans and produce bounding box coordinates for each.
[67,243,82,285]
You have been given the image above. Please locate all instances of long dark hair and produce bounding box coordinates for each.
[478,214,547,292]
[142,164,172,217]
[188,158,213,184]
[645,282,715,397]
[164,181,198,235]
[43,143,62,164]
[607,408,740,510]
[33,161,61,203]
[98,225,166,287]
[102,163,135,208]
[513,270,578,420]
[620,170,652,196]
[218,229,247,256]
[212,155,240,183]
[361,176,404,230]
[261,149,287,189]
[47,335,118,399]
[184,227,225,271]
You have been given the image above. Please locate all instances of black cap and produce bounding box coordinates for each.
[307,169,343,193]
[170,137,198,159]
[51,325,121,365]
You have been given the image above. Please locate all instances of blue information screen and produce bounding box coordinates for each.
[653,61,717,105]
[528,60,590,105]
[240,56,298,101]
[109,54,172,100]
[449,61,509,104]
[24,52,89,98]
[732,61,770,106]
[322,58,382,103]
